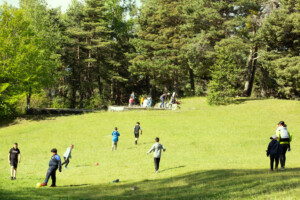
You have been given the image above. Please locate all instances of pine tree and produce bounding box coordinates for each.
[81,0,111,103]
[130,0,186,97]
[61,0,86,108]
[207,48,238,105]
[258,0,300,98]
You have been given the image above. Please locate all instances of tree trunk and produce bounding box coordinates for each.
[146,75,150,95]
[97,75,102,96]
[111,80,114,103]
[151,84,157,105]
[189,67,195,95]
[244,45,258,97]
[26,87,32,112]
[247,48,258,97]
[260,66,269,97]
[70,64,77,108]
[79,77,83,108]
[70,83,76,109]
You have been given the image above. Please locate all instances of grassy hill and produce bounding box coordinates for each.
[0,97,300,200]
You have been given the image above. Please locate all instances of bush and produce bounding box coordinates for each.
[84,95,105,109]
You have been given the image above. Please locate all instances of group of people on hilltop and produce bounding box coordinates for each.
[129,92,152,107]
[140,96,152,107]
[128,91,180,108]
[267,121,292,171]
[160,92,180,108]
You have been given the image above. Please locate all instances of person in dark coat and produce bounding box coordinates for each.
[266,135,282,171]
[41,148,62,187]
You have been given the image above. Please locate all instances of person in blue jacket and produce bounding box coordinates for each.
[112,127,120,151]
[41,148,62,187]
[266,135,282,171]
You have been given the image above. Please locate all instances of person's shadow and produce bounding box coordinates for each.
[160,165,185,172]
[56,184,89,188]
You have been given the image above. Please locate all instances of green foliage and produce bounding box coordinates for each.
[258,1,300,99]
[207,48,238,105]
[0,1,62,117]
[130,0,187,94]
[0,4,42,117]
[16,91,49,113]
[1,0,299,117]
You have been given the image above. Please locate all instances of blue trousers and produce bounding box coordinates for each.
[45,167,57,185]
[160,99,164,108]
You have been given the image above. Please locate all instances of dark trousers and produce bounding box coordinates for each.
[62,157,70,167]
[270,157,279,170]
[45,167,57,185]
[280,144,289,168]
[154,157,160,171]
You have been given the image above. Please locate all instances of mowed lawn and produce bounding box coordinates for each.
[0,97,300,200]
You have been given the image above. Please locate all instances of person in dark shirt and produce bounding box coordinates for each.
[8,143,21,180]
[41,148,62,187]
[134,122,142,145]
[267,135,282,171]
[160,93,170,108]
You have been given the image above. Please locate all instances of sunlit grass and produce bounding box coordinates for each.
[0,97,300,199]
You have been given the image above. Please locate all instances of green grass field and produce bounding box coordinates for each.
[1,97,300,200]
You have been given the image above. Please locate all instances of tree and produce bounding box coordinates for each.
[20,0,62,110]
[207,48,239,105]
[258,0,300,98]
[0,4,56,116]
[61,0,85,108]
[130,0,187,97]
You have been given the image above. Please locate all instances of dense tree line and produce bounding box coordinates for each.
[0,0,299,117]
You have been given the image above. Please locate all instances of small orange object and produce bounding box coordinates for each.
[94,162,99,166]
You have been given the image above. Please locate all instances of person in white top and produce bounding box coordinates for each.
[143,98,148,107]
[62,144,74,169]
[275,121,292,170]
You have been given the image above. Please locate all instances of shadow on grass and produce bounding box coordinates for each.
[2,168,300,200]
[0,114,77,128]
[159,165,185,172]
[56,184,90,188]
[75,164,90,168]
[234,97,269,105]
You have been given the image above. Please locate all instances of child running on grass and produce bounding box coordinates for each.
[112,127,120,151]
[62,144,74,169]
[266,135,282,171]
[8,143,21,180]
[134,122,142,145]
[147,137,166,174]
[41,148,61,187]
